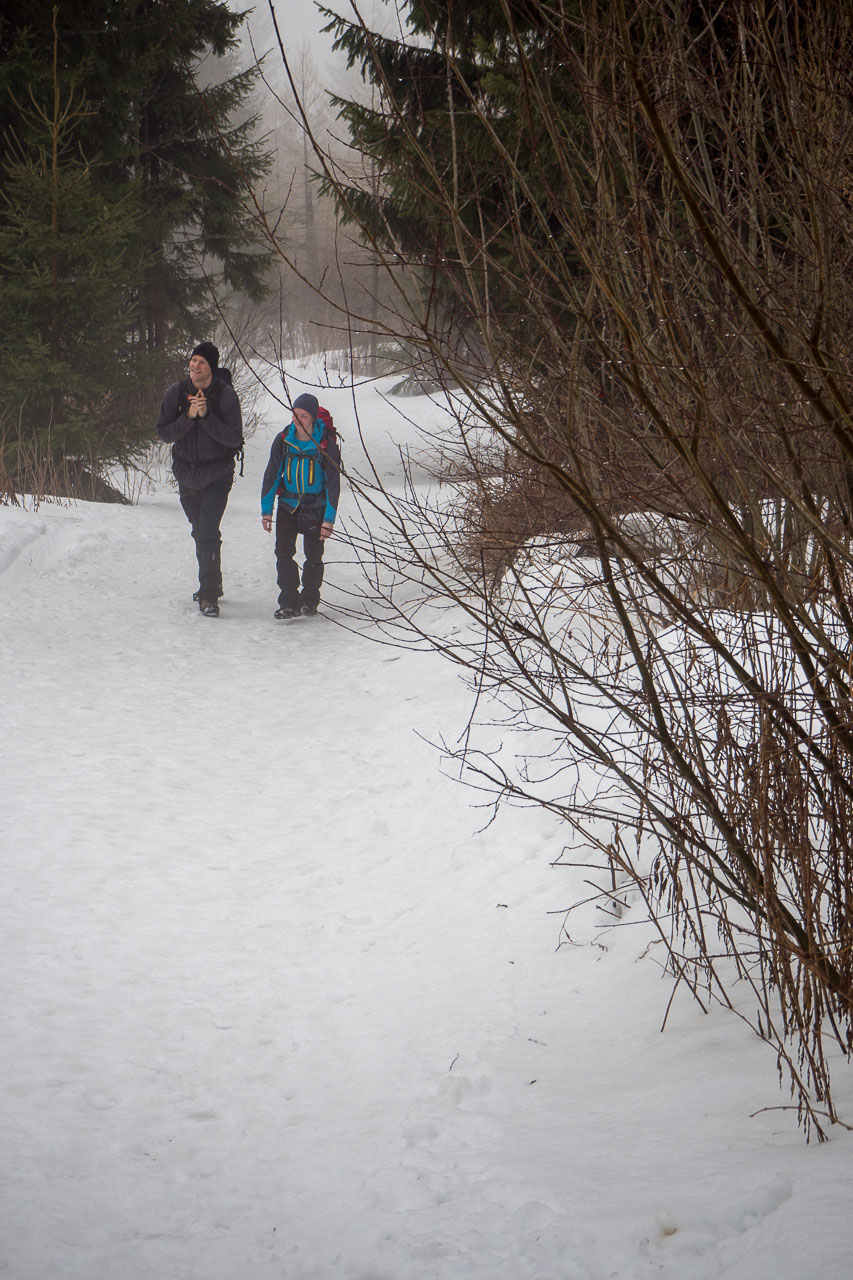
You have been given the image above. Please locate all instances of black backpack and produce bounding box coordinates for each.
[212,369,245,475]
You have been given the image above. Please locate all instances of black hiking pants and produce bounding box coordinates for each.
[275,504,325,610]
[179,479,232,599]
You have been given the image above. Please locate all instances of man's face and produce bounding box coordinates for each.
[293,407,314,433]
[189,356,213,388]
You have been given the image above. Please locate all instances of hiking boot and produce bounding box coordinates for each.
[274,605,298,619]
[300,603,319,616]
[199,598,220,617]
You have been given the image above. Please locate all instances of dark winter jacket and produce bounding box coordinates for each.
[260,421,341,523]
[156,376,243,489]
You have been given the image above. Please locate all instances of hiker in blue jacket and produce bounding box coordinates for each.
[260,392,341,619]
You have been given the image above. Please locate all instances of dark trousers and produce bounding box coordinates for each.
[179,479,232,598]
[275,505,325,609]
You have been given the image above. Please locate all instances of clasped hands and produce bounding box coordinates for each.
[187,389,207,418]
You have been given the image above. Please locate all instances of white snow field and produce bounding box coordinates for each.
[2,370,852,1280]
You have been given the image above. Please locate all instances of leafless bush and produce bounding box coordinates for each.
[0,411,130,507]
[250,0,853,1135]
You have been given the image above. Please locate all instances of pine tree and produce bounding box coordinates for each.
[0,2,271,345]
[321,3,576,261]
[0,13,159,491]
[316,0,592,364]
[0,1,272,493]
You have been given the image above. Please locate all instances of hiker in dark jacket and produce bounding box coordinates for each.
[260,392,341,619]
[156,342,243,617]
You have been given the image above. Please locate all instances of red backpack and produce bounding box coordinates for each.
[316,406,344,473]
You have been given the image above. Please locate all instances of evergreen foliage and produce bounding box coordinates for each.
[319,0,584,329]
[0,93,150,468]
[0,1,271,496]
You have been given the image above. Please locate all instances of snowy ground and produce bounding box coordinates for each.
[2,370,852,1280]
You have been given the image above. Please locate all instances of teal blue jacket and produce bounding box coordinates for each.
[261,421,340,522]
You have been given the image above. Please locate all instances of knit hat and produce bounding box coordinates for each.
[292,393,319,419]
[191,341,219,371]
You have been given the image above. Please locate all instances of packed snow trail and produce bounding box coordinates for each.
[2,374,853,1280]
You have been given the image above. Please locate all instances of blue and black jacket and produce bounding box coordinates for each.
[261,420,341,523]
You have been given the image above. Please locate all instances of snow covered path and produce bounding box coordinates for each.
[2,375,853,1279]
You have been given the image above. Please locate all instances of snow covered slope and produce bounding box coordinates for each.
[2,372,851,1279]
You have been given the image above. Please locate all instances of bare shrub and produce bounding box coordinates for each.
[250,0,853,1135]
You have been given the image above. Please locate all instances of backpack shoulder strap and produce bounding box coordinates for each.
[203,378,246,475]
[316,410,344,472]
[204,378,223,414]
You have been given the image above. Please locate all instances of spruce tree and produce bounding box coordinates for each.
[0,2,271,493]
[317,0,589,358]
[0,12,158,492]
[0,118,150,474]
[0,1,271,343]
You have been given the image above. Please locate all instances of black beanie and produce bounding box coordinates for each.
[191,342,219,371]
[292,393,319,419]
